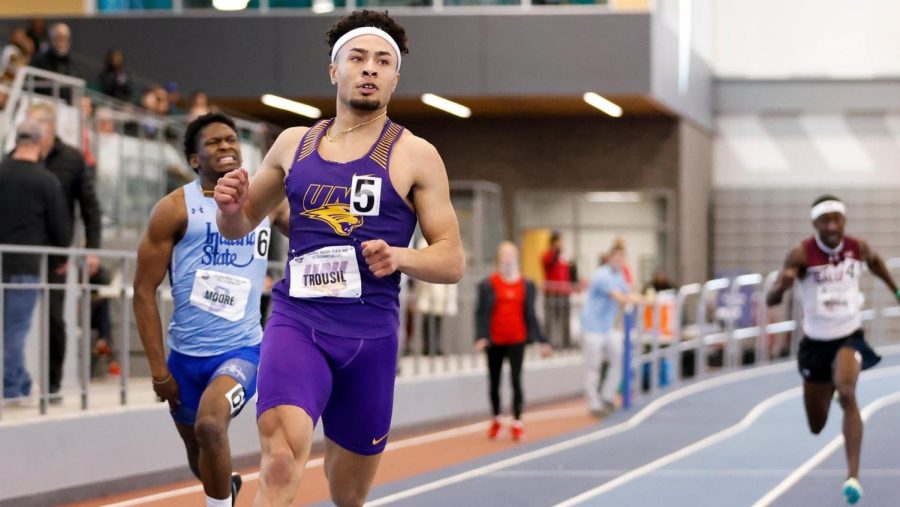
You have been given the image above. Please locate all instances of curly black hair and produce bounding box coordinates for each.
[326,10,409,57]
[183,112,237,171]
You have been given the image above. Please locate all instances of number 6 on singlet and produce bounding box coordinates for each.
[254,227,271,259]
[350,175,382,216]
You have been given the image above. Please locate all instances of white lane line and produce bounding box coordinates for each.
[553,365,900,507]
[363,360,798,506]
[101,346,900,507]
[98,405,584,506]
[751,389,900,507]
[490,468,900,479]
[551,386,803,507]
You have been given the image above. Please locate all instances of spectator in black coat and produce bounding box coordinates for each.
[26,102,102,398]
[1,119,71,400]
[98,49,131,102]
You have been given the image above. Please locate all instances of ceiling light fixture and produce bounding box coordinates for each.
[421,93,472,118]
[583,92,623,118]
[586,192,642,203]
[212,0,249,11]
[261,94,322,119]
[311,0,335,14]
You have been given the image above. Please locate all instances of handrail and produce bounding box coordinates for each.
[624,261,900,407]
[4,244,900,422]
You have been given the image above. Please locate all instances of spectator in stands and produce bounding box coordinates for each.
[0,27,32,110]
[163,82,181,114]
[188,90,212,120]
[98,48,132,102]
[26,18,48,55]
[94,106,116,134]
[31,23,77,78]
[1,119,71,401]
[156,86,170,115]
[581,245,642,417]
[476,241,551,441]
[541,231,573,348]
[140,86,164,137]
[26,102,102,401]
[1,27,35,85]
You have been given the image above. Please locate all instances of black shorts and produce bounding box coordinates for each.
[797,329,881,383]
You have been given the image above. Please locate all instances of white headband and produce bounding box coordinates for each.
[811,200,846,220]
[330,27,401,71]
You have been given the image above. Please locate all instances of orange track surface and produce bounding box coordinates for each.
[65,398,598,507]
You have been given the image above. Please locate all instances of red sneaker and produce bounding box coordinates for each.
[511,423,525,442]
[108,360,121,376]
[487,419,502,440]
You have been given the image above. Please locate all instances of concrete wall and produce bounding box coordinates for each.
[0,13,652,99]
[0,355,583,505]
[401,115,682,240]
[677,120,712,284]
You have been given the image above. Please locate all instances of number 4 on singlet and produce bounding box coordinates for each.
[350,174,382,216]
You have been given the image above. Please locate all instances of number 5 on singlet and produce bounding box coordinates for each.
[350,175,381,216]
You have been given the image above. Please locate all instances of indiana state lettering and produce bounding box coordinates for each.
[202,223,257,267]
[301,184,363,236]
[304,260,349,292]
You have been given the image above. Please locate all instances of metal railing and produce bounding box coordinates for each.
[4,243,900,421]
[0,66,273,245]
[0,245,136,421]
[622,262,900,408]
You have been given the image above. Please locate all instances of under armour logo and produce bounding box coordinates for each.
[191,207,205,215]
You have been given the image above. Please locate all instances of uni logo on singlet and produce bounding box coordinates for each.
[301,184,363,236]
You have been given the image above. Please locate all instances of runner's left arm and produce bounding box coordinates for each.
[216,127,305,239]
[860,240,900,303]
[361,137,465,284]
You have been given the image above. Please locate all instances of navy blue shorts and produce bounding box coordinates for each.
[798,329,881,384]
[167,344,260,425]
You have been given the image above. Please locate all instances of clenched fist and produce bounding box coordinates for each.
[214,168,249,216]
[362,239,400,278]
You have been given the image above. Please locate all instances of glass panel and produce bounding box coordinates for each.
[577,197,659,227]
[480,187,505,268]
[98,0,173,10]
[517,191,576,228]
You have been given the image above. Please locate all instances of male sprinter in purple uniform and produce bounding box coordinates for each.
[134,113,288,507]
[213,11,465,507]
[767,195,900,505]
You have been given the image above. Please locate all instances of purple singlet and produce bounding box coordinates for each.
[271,118,417,338]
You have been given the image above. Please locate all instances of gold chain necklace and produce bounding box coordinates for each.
[324,111,387,142]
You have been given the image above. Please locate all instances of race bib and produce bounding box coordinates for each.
[189,270,252,322]
[350,174,382,216]
[289,245,362,298]
[816,286,863,318]
[254,226,271,259]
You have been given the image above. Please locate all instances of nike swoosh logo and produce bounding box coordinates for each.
[372,433,389,446]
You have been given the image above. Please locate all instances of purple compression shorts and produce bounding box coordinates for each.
[256,310,398,455]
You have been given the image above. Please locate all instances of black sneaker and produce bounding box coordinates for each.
[231,473,242,506]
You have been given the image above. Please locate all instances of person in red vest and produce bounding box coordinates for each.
[476,241,551,441]
[541,231,573,348]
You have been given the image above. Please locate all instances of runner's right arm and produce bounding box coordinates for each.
[215,127,306,239]
[133,193,186,409]
[766,246,805,307]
